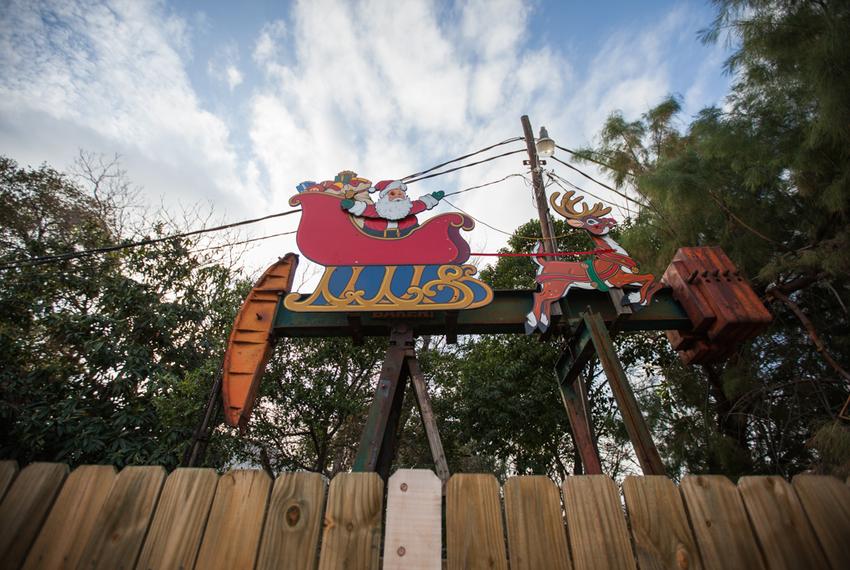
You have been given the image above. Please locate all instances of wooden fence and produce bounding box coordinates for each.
[0,461,848,569]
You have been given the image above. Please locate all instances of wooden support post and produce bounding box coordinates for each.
[406,355,451,484]
[353,326,411,479]
[559,377,603,474]
[584,310,666,475]
[353,325,451,483]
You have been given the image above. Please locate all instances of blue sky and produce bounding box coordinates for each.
[0,0,732,283]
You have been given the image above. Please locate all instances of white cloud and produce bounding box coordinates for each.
[208,42,244,91]
[0,0,263,222]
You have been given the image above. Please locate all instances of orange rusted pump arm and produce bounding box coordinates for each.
[222,253,299,430]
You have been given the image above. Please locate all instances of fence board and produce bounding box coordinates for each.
[0,460,18,502]
[738,476,828,570]
[194,469,271,570]
[680,475,765,570]
[504,475,571,570]
[135,468,218,570]
[257,471,326,570]
[383,469,442,570]
[446,474,507,570]
[318,472,383,570]
[76,465,165,570]
[623,475,702,570]
[0,462,68,570]
[562,475,635,570]
[22,465,116,570]
[792,474,850,570]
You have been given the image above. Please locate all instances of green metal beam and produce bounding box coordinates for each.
[274,288,690,338]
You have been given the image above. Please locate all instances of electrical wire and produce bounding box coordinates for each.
[0,208,302,271]
[442,197,584,242]
[442,173,528,198]
[547,172,629,220]
[555,144,637,178]
[401,136,523,182]
[550,155,649,209]
[191,230,297,253]
[404,148,526,184]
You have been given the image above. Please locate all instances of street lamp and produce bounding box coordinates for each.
[536,126,555,157]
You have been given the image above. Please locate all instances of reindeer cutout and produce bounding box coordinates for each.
[525,191,663,334]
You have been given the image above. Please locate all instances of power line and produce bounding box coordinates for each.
[442,197,585,242]
[192,230,297,254]
[404,148,526,184]
[0,208,302,271]
[443,173,528,198]
[554,144,637,178]
[401,136,523,181]
[547,172,629,219]
[550,155,649,209]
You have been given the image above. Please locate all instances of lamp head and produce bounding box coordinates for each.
[536,126,555,157]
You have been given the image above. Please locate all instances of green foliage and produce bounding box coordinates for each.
[576,0,850,477]
[0,156,245,469]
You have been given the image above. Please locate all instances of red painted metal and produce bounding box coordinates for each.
[289,192,473,266]
[663,247,773,364]
[222,254,298,429]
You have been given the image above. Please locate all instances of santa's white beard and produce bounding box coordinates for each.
[374,195,413,220]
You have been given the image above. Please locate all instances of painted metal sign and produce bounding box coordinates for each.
[284,171,493,312]
[525,191,663,333]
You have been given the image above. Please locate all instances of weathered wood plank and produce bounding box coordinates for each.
[623,475,702,570]
[446,474,508,570]
[792,474,850,570]
[0,462,68,570]
[194,469,272,570]
[22,465,116,570]
[738,476,828,570]
[504,476,571,570]
[135,468,218,570]
[318,472,383,570]
[562,475,635,570]
[257,471,326,570]
[0,460,18,502]
[76,465,165,570]
[680,475,765,569]
[383,469,441,570]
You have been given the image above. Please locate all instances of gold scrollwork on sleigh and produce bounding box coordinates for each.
[283,264,494,312]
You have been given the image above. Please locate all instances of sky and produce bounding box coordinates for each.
[0,0,733,290]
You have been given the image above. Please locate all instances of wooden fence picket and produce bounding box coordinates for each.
[792,474,850,570]
[135,467,219,570]
[562,475,635,570]
[194,469,272,570]
[257,471,327,570]
[0,462,68,570]
[22,465,116,570]
[383,469,442,570]
[680,475,766,570]
[446,474,508,570]
[318,472,383,570]
[622,475,702,570]
[737,475,829,570]
[504,476,571,570]
[0,460,18,502]
[76,465,166,570]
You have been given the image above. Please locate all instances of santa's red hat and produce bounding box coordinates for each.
[373,179,406,198]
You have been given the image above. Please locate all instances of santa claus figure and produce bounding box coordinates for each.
[340,180,445,238]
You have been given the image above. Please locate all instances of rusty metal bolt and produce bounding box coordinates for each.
[397,546,406,557]
[400,483,408,492]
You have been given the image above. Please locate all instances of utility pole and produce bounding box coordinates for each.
[521,115,558,255]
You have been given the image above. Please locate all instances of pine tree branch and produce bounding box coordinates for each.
[766,287,850,388]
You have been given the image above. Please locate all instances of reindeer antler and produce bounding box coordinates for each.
[549,190,612,219]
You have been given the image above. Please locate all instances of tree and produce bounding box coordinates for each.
[574,0,850,477]
[0,155,246,469]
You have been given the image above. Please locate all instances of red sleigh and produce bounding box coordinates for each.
[289,192,473,266]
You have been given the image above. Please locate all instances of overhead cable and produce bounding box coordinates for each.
[0,208,301,271]
[550,155,649,209]
[405,148,526,185]
[442,173,528,198]
[401,136,523,182]
[192,230,297,254]
[555,144,637,177]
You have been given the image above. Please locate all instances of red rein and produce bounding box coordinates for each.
[470,248,614,258]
